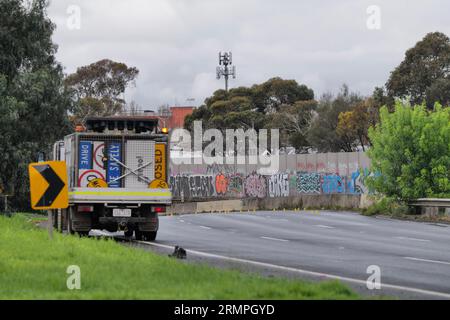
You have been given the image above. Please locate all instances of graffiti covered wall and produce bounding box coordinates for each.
[169,152,373,200]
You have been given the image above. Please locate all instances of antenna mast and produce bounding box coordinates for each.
[216,52,236,91]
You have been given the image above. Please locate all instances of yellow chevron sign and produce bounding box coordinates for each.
[29,161,68,210]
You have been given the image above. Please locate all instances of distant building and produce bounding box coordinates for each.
[155,106,194,130]
[123,106,194,131]
[167,106,194,129]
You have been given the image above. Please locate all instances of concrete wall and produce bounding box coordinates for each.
[169,152,372,202]
[167,194,368,215]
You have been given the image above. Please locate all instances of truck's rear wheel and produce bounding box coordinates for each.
[142,231,157,241]
[124,229,134,237]
[77,231,89,237]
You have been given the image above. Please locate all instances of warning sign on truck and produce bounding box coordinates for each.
[155,143,166,181]
[77,140,107,187]
[107,141,122,188]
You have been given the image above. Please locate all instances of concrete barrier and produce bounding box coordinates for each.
[167,194,365,215]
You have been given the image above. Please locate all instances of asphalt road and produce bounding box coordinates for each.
[145,210,450,299]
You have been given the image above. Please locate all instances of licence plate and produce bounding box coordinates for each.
[113,208,131,217]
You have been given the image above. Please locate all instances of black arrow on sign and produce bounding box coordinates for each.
[34,164,65,207]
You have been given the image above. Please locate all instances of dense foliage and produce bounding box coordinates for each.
[368,103,450,200]
[184,77,316,151]
[0,0,72,209]
[65,59,139,124]
[386,32,450,108]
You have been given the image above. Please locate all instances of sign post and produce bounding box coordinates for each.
[29,161,68,239]
[47,210,53,239]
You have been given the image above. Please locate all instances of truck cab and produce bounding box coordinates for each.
[52,116,171,241]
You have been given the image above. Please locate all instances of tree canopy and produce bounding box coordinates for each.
[307,85,365,152]
[185,78,315,151]
[386,32,450,108]
[65,59,139,124]
[0,0,72,208]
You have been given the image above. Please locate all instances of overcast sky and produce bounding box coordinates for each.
[47,0,450,110]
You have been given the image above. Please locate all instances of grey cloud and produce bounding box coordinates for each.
[47,0,450,108]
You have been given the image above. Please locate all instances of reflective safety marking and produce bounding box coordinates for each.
[69,191,171,197]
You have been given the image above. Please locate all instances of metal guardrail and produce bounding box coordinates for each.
[409,198,450,208]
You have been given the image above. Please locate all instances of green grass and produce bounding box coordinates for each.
[0,214,359,300]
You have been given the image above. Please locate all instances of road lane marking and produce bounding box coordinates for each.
[315,224,334,229]
[404,257,450,266]
[179,219,185,223]
[260,236,289,242]
[137,241,450,299]
[394,236,430,242]
[199,226,212,230]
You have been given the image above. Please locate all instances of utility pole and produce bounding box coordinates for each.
[216,52,236,91]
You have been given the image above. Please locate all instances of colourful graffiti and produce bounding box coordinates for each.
[169,168,372,199]
[346,168,374,194]
[297,172,321,194]
[268,173,289,197]
[215,173,228,195]
[244,172,267,198]
[169,175,215,199]
[228,173,244,197]
[322,174,345,194]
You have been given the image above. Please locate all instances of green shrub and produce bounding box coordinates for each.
[362,197,411,216]
[367,102,450,201]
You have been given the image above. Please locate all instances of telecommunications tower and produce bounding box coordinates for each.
[216,52,236,91]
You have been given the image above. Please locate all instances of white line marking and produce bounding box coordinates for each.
[394,236,430,242]
[260,236,289,242]
[137,241,450,299]
[315,224,334,229]
[199,226,211,230]
[179,219,185,223]
[404,257,450,266]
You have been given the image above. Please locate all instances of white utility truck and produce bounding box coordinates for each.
[52,116,171,240]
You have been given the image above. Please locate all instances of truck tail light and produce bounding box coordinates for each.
[77,205,94,213]
[153,206,166,213]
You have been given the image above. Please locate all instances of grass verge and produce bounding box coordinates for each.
[361,197,450,224]
[0,213,359,300]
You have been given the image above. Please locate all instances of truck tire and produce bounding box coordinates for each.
[142,231,157,241]
[77,231,89,237]
[124,229,134,238]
